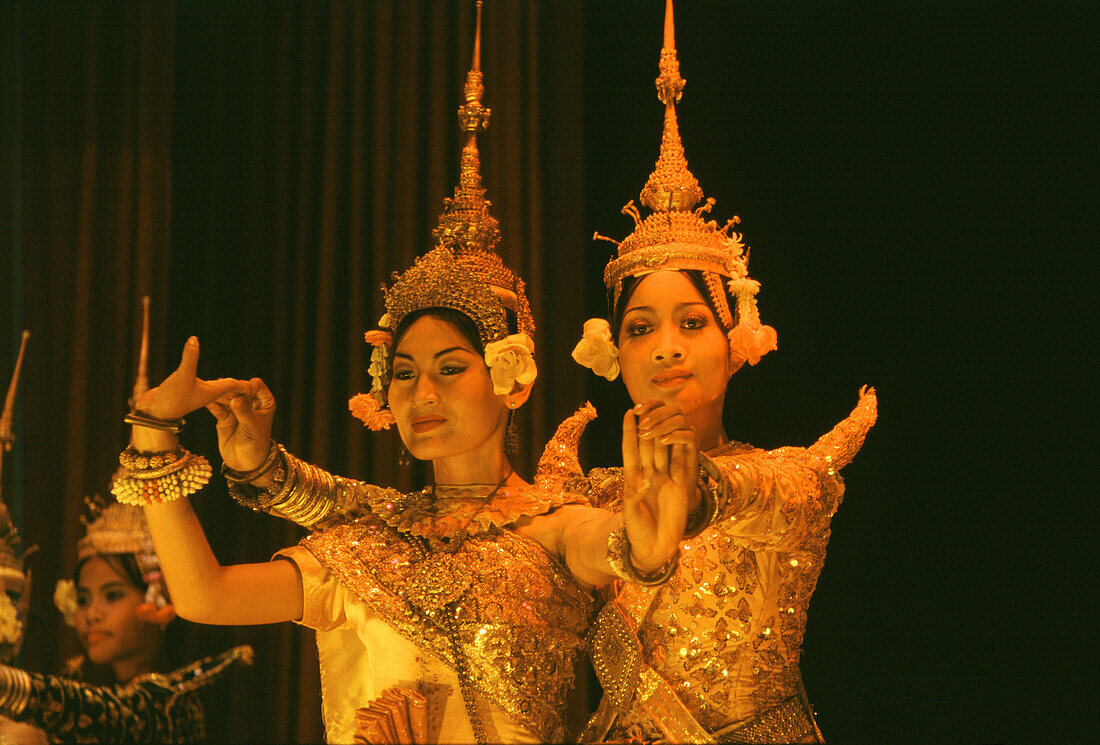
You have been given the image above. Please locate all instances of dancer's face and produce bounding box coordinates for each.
[388,315,509,465]
[616,271,733,419]
[74,557,161,678]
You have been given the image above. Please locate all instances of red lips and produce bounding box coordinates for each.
[84,630,110,645]
[410,414,446,433]
[651,368,692,388]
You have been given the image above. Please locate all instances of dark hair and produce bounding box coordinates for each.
[392,307,485,358]
[389,305,520,371]
[611,270,737,342]
[75,553,146,591]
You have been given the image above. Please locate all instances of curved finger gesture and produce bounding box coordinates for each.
[206,378,277,473]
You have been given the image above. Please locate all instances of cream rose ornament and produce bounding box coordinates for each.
[483,333,538,395]
[571,318,620,381]
[54,579,78,627]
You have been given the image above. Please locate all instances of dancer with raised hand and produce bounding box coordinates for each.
[570,2,878,742]
[113,6,690,743]
[0,324,250,745]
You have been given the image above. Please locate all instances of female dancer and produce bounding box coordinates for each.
[0,497,251,744]
[112,12,690,742]
[571,2,877,742]
[0,325,250,745]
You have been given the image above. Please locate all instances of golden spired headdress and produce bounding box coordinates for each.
[75,495,158,568]
[55,300,173,626]
[0,331,30,599]
[351,1,538,430]
[579,0,777,375]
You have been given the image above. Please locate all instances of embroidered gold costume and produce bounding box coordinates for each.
[274,449,593,743]
[227,8,597,742]
[0,646,253,745]
[580,390,876,743]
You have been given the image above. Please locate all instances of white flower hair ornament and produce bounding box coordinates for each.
[725,276,777,370]
[483,333,538,395]
[571,318,620,381]
[349,315,397,431]
[54,578,78,627]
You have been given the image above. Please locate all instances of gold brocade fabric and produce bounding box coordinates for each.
[280,464,594,744]
[585,389,877,742]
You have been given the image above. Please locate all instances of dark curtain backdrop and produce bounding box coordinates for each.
[2,2,1093,744]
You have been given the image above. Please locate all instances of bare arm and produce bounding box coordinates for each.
[142,500,302,625]
[129,338,302,625]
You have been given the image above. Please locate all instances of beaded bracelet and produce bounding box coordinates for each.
[119,446,186,473]
[606,525,679,586]
[112,447,212,506]
[227,448,289,513]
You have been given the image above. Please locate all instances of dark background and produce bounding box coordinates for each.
[2,1,1094,743]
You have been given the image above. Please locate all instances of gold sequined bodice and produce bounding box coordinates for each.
[586,388,877,739]
[300,486,594,743]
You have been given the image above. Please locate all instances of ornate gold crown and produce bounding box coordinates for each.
[415,0,535,341]
[77,494,158,575]
[351,3,538,430]
[383,247,510,347]
[597,1,757,318]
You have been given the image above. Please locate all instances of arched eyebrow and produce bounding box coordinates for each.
[623,300,710,315]
[79,580,129,595]
[393,346,476,361]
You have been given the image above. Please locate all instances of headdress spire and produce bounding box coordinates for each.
[130,296,151,406]
[578,0,777,378]
[1,331,30,610]
[432,0,499,258]
[641,0,704,212]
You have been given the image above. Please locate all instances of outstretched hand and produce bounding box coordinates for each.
[206,378,276,473]
[620,400,698,573]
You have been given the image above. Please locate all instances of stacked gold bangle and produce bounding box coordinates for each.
[606,525,679,586]
[0,664,33,715]
[111,445,212,506]
[123,410,186,434]
[227,445,339,530]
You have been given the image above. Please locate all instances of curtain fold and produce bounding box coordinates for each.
[15,2,586,742]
